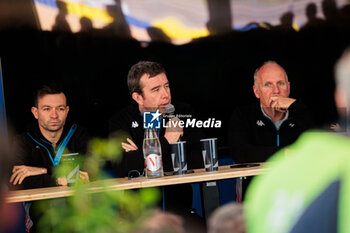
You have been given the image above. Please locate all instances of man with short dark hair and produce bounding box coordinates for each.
[9,83,90,232]
[109,61,203,177]
[109,61,204,224]
[10,83,89,189]
[10,84,89,232]
[127,61,166,95]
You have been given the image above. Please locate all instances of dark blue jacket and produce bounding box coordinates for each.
[229,100,313,163]
[10,121,88,190]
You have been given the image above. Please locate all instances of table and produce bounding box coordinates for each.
[6,163,267,217]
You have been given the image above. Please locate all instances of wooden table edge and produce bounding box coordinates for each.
[6,163,268,203]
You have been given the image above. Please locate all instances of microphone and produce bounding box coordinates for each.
[165,104,182,142]
[165,104,175,116]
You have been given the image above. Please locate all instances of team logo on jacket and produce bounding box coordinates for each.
[256,120,265,126]
[132,121,139,128]
[289,123,295,127]
[143,110,161,129]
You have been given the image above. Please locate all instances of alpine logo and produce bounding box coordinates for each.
[132,121,139,128]
[256,120,265,126]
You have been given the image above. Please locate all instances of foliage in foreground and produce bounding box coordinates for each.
[37,137,160,233]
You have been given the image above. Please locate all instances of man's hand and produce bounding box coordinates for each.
[79,171,90,183]
[57,177,68,186]
[121,138,138,152]
[270,96,296,113]
[10,165,47,185]
[164,117,184,143]
[330,123,342,132]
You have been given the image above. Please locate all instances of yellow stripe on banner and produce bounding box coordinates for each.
[152,17,209,40]
[65,2,113,23]
[292,22,300,31]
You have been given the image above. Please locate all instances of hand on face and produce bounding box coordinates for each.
[269,96,296,113]
[10,165,47,185]
[254,62,291,111]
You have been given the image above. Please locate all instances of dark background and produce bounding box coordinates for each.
[2,1,350,148]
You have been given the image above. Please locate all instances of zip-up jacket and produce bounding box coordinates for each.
[10,121,89,190]
[108,102,205,214]
[108,102,204,178]
[229,100,313,163]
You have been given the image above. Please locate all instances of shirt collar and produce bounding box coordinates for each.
[260,104,289,129]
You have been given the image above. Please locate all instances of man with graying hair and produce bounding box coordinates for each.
[229,61,313,200]
[253,61,295,121]
[244,48,350,233]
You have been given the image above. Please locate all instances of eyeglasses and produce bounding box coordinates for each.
[127,170,145,180]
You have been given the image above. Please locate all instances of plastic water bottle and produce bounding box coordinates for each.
[143,129,164,178]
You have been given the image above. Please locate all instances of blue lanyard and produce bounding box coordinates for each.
[27,124,77,167]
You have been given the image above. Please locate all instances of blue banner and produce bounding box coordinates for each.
[0,58,8,143]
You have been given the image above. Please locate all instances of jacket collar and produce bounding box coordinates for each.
[27,120,73,146]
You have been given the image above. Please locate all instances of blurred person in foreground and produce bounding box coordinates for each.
[245,48,350,233]
[208,203,245,233]
[9,83,90,232]
[133,209,185,233]
[229,61,313,200]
